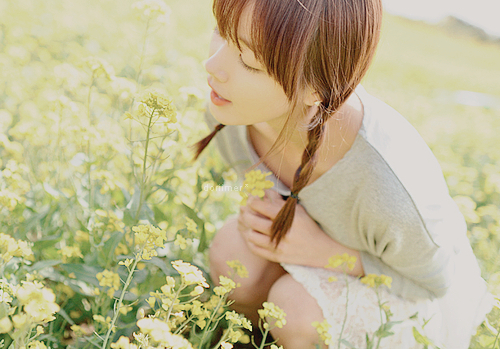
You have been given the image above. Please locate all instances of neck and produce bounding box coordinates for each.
[250,92,364,168]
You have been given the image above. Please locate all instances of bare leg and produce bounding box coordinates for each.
[209,216,287,325]
[268,274,328,349]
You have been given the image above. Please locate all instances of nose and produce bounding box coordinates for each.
[205,36,229,83]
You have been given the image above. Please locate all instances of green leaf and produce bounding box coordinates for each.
[339,339,358,348]
[60,263,104,286]
[29,259,61,272]
[142,256,175,276]
[98,231,124,265]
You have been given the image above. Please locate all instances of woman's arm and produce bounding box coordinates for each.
[238,189,364,277]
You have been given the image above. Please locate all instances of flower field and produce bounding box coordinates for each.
[0,0,499,348]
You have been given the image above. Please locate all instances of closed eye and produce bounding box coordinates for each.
[238,54,260,73]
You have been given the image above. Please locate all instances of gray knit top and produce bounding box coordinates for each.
[203,85,490,303]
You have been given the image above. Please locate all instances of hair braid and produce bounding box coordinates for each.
[190,123,225,161]
[270,109,327,245]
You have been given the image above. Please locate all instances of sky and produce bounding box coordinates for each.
[382,0,500,37]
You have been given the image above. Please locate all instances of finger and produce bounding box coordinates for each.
[240,208,273,235]
[264,189,283,202]
[248,195,284,220]
[243,229,274,249]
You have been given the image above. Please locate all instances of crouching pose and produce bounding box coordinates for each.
[193,0,494,347]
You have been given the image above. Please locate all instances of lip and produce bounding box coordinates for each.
[207,80,231,107]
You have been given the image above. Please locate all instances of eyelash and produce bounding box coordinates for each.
[238,54,259,73]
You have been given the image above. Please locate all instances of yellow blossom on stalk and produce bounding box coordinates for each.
[59,245,83,262]
[97,269,121,297]
[111,336,138,349]
[132,0,171,24]
[119,259,134,268]
[0,317,13,333]
[133,224,167,261]
[240,170,274,206]
[225,311,252,331]
[134,90,176,124]
[137,317,193,348]
[27,341,48,349]
[312,319,332,345]
[174,234,188,250]
[325,253,357,271]
[214,276,236,296]
[15,281,60,323]
[171,260,209,288]
[185,217,197,234]
[226,260,249,279]
[258,302,287,329]
[0,233,34,263]
[360,274,392,289]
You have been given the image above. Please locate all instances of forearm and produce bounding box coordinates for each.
[306,224,365,278]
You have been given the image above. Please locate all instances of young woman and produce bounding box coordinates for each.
[193,0,494,348]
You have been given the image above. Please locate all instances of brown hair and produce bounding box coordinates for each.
[192,0,382,245]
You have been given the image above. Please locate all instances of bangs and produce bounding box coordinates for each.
[213,0,321,100]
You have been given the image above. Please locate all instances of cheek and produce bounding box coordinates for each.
[236,78,290,116]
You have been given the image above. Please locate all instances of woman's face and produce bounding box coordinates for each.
[205,6,292,126]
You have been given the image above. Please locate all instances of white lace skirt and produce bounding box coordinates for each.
[281,263,494,349]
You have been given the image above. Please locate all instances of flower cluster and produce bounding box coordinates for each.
[133,224,167,260]
[325,253,357,281]
[132,0,171,24]
[240,170,274,206]
[97,269,121,297]
[0,233,34,264]
[360,274,393,289]
[59,245,83,263]
[132,90,177,124]
[16,281,60,323]
[171,260,209,288]
[258,302,287,330]
[226,260,249,279]
[312,319,332,345]
[136,317,193,348]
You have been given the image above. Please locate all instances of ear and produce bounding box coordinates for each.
[303,86,321,107]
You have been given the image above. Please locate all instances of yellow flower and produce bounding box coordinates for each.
[132,224,167,261]
[59,245,83,263]
[226,260,249,278]
[0,233,34,263]
[258,302,287,329]
[360,274,392,289]
[174,234,188,250]
[214,276,236,296]
[312,319,332,345]
[0,317,13,334]
[221,342,233,349]
[185,217,197,234]
[240,170,274,206]
[12,313,28,328]
[325,253,357,271]
[119,259,134,268]
[171,260,209,288]
[16,281,60,323]
[27,341,48,349]
[225,311,252,331]
[111,336,138,349]
[97,270,121,290]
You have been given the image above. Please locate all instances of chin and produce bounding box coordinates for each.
[209,104,247,126]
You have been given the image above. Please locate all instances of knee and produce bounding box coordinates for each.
[267,274,327,349]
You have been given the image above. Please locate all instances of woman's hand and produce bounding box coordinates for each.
[237,189,364,276]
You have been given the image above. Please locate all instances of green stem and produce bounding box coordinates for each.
[258,328,270,349]
[199,296,225,348]
[493,324,500,349]
[337,267,349,349]
[134,108,155,221]
[374,288,384,349]
[100,258,139,349]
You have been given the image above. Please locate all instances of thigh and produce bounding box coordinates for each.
[209,215,287,302]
